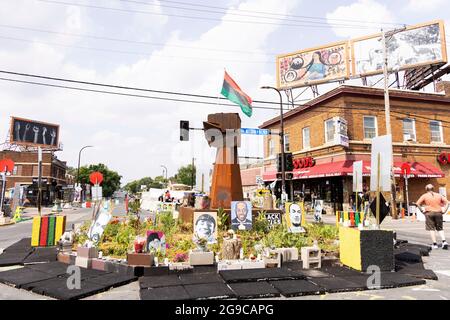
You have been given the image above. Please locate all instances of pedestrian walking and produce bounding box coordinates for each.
[416,184,449,249]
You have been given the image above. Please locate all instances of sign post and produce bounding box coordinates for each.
[37,147,42,216]
[89,172,104,220]
[353,161,363,213]
[401,163,411,218]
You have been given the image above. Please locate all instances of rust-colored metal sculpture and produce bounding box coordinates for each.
[204,113,243,209]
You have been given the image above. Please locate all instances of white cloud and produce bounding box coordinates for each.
[407,0,446,12]
[326,0,396,38]
[0,0,299,184]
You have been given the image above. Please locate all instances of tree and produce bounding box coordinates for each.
[174,164,196,186]
[78,163,122,198]
[124,176,169,194]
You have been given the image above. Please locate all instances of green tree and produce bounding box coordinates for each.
[78,163,122,198]
[174,164,196,186]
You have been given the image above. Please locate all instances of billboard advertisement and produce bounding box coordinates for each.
[276,41,350,89]
[351,20,447,77]
[10,117,60,149]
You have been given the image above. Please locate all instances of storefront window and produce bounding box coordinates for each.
[302,127,310,149]
[403,118,416,141]
[363,116,377,139]
[430,120,443,143]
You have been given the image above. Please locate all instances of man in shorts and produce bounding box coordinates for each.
[416,184,449,249]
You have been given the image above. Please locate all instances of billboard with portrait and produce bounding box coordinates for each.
[351,20,447,77]
[231,201,253,231]
[10,117,60,149]
[276,41,350,89]
[193,212,218,244]
[285,202,305,233]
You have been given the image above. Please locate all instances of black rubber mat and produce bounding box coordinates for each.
[140,286,190,300]
[22,277,106,300]
[229,281,280,299]
[139,275,182,289]
[295,269,332,278]
[0,251,32,267]
[3,238,33,253]
[87,273,137,289]
[23,247,57,264]
[282,261,303,271]
[58,267,111,280]
[26,262,71,276]
[379,272,427,287]
[396,243,431,256]
[0,267,56,288]
[394,268,438,281]
[395,250,422,263]
[179,273,224,285]
[219,268,304,283]
[192,265,217,274]
[184,283,236,300]
[142,266,169,277]
[310,277,367,293]
[320,266,363,277]
[395,259,425,270]
[269,280,324,297]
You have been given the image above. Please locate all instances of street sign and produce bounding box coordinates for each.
[256,175,264,185]
[370,135,393,192]
[241,128,271,135]
[401,163,411,176]
[90,172,104,185]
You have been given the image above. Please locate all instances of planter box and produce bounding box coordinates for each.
[127,253,154,267]
[91,258,106,271]
[189,251,214,266]
[76,247,98,259]
[241,260,265,270]
[339,227,394,272]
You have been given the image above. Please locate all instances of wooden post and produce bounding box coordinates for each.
[355,174,358,214]
[376,153,381,228]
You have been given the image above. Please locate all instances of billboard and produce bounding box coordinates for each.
[276,41,350,89]
[10,117,60,149]
[351,20,447,77]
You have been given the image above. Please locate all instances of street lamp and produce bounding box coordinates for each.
[77,145,93,185]
[161,165,168,180]
[261,86,286,206]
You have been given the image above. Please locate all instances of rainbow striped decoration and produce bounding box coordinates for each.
[31,215,66,247]
[336,211,364,228]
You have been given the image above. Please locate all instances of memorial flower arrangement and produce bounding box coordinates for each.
[173,252,188,263]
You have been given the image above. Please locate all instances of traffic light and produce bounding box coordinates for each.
[180,120,189,141]
[276,153,294,172]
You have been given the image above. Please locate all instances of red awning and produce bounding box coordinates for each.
[262,160,444,181]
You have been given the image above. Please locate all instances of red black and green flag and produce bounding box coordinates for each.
[221,71,253,117]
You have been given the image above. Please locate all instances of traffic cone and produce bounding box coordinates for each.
[401,208,405,221]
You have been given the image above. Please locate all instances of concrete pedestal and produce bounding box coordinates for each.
[189,251,214,266]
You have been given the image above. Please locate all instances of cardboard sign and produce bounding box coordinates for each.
[370,135,393,192]
[231,201,253,231]
[88,202,112,243]
[285,202,306,233]
[264,212,282,228]
[193,212,218,244]
[353,160,363,192]
[92,186,103,201]
[314,200,324,223]
[146,231,166,255]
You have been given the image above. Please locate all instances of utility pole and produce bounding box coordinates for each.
[191,158,195,191]
[381,27,406,219]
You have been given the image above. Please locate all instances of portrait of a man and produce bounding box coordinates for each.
[193,212,217,244]
[286,202,305,233]
[231,201,252,231]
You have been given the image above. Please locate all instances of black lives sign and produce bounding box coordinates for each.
[10,117,59,148]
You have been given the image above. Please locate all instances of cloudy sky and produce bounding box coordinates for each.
[0,0,449,186]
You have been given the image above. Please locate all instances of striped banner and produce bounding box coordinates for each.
[31,215,66,247]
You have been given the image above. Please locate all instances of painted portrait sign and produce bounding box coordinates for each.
[10,116,60,149]
[193,212,218,244]
[231,201,253,231]
[314,200,324,223]
[277,41,350,89]
[285,202,306,233]
[351,20,447,77]
[146,230,166,255]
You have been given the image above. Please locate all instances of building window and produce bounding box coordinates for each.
[302,127,310,149]
[402,118,416,142]
[284,132,290,152]
[268,138,274,156]
[363,116,377,140]
[325,119,335,143]
[430,120,443,143]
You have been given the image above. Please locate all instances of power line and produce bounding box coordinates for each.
[0,35,272,64]
[0,69,312,105]
[0,23,274,56]
[118,0,406,27]
[35,0,383,30]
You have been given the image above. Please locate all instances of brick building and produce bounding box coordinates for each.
[0,150,69,206]
[240,161,264,199]
[259,83,450,213]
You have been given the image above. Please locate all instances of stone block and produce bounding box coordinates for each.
[91,258,106,271]
[75,256,92,269]
[241,260,266,270]
[76,247,98,259]
[189,251,215,266]
[274,248,299,262]
[301,247,322,269]
[127,253,154,267]
[57,252,71,264]
[217,261,243,272]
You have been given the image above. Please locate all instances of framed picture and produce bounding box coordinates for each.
[231,201,253,231]
[193,212,218,244]
[285,202,306,233]
[146,231,166,255]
